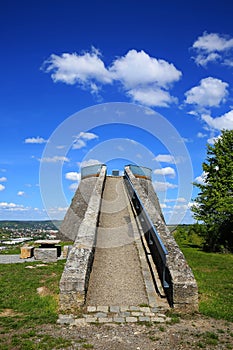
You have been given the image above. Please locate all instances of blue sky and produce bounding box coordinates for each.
[1,0,233,224]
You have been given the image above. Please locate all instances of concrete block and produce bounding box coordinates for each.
[34,248,57,262]
[20,246,34,259]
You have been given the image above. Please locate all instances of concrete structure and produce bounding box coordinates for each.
[59,164,198,317]
[59,165,107,312]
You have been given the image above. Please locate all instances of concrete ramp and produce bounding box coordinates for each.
[59,164,198,322]
[86,177,148,306]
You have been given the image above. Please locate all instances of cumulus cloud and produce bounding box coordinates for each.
[0,177,7,182]
[24,136,47,144]
[78,159,102,167]
[202,110,233,131]
[207,135,221,144]
[192,32,233,67]
[185,77,228,108]
[65,172,81,181]
[153,154,176,164]
[43,48,181,107]
[153,181,177,192]
[42,47,112,93]
[154,166,176,177]
[17,191,25,196]
[73,131,98,149]
[128,87,177,107]
[194,172,207,184]
[0,184,5,191]
[40,156,69,163]
[0,202,28,211]
[110,49,181,88]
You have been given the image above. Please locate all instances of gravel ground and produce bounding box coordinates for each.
[86,177,148,306]
[38,314,233,350]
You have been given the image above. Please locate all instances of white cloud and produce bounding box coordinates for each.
[197,132,207,138]
[153,154,176,164]
[207,135,221,144]
[72,139,86,149]
[194,171,207,184]
[40,156,69,163]
[165,197,186,203]
[0,202,28,211]
[202,110,233,130]
[193,32,233,52]
[24,136,47,144]
[160,203,167,209]
[0,184,5,191]
[194,53,221,67]
[47,207,68,214]
[69,183,79,191]
[110,49,181,88]
[128,87,177,107]
[78,159,102,167]
[153,181,177,192]
[17,191,25,196]
[185,77,228,107]
[192,32,233,67]
[43,47,112,88]
[0,177,7,182]
[43,48,182,107]
[154,166,176,177]
[173,204,189,210]
[65,172,81,181]
[73,131,98,149]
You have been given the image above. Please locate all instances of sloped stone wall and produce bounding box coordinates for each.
[59,166,107,312]
[59,177,98,241]
[124,166,198,312]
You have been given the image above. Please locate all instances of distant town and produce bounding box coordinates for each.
[0,220,62,250]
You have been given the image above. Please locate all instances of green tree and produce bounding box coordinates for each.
[192,129,233,252]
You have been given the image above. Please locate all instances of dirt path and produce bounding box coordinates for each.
[86,177,148,306]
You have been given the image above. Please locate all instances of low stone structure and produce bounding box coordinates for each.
[59,165,107,313]
[58,305,169,325]
[124,166,198,312]
[20,246,34,259]
[34,247,58,262]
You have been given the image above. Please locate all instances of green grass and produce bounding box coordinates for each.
[0,260,65,330]
[179,244,233,322]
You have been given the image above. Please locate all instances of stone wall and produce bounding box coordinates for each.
[59,177,98,241]
[59,166,107,313]
[124,166,198,312]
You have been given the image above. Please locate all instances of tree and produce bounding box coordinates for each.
[192,129,233,252]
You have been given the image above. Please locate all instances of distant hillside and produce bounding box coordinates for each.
[0,220,62,230]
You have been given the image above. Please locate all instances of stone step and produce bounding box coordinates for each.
[58,305,171,326]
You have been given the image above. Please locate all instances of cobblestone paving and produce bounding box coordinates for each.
[58,305,170,325]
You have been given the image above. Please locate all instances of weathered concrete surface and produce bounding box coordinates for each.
[59,166,107,313]
[86,177,148,307]
[59,177,98,241]
[124,166,198,312]
[34,248,57,262]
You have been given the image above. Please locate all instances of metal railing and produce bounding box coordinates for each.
[81,164,105,179]
[128,165,152,180]
[124,171,169,289]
